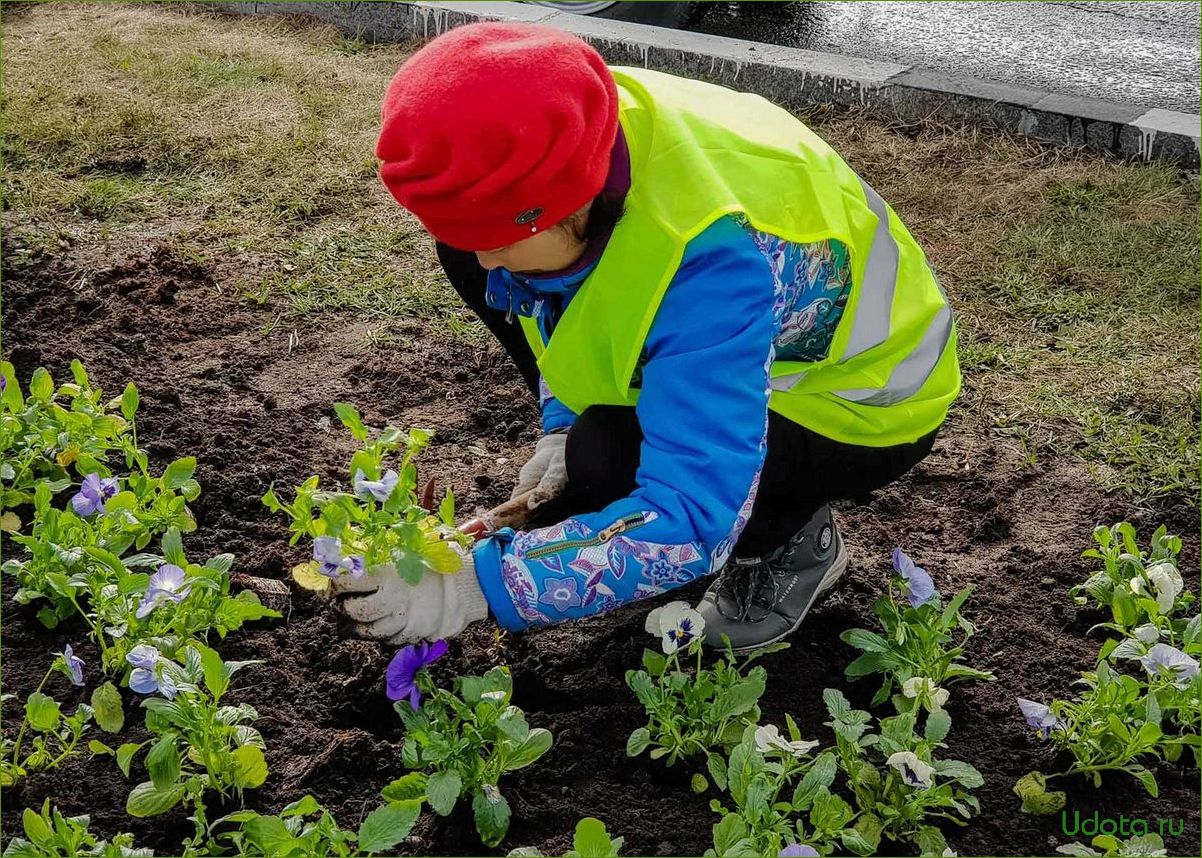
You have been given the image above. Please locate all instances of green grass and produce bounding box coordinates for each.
[3,2,1198,508]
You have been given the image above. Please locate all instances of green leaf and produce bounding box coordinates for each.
[232,745,269,788]
[426,770,461,816]
[641,648,667,677]
[626,727,651,758]
[146,737,181,791]
[506,727,552,771]
[88,739,115,756]
[793,751,837,808]
[840,628,891,652]
[844,651,897,678]
[126,781,185,817]
[91,682,124,733]
[712,671,766,721]
[924,709,951,744]
[163,457,196,489]
[691,773,709,793]
[809,787,853,831]
[573,817,619,858]
[116,742,144,778]
[21,806,53,845]
[121,383,140,421]
[240,816,298,854]
[914,825,949,857]
[1129,766,1158,797]
[706,753,728,792]
[194,642,229,700]
[711,814,751,857]
[25,693,61,731]
[29,368,54,400]
[381,772,428,803]
[160,527,187,568]
[438,488,455,527]
[1013,771,1066,815]
[933,758,984,788]
[358,801,421,853]
[333,402,368,441]
[473,787,512,848]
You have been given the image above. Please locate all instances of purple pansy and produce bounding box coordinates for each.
[71,473,119,516]
[537,577,582,613]
[313,536,366,579]
[1140,643,1200,688]
[893,547,938,607]
[61,644,85,686]
[780,846,819,858]
[386,640,449,710]
[126,644,177,699]
[353,469,400,503]
[136,564,192,619]
[1017,697,1061,738]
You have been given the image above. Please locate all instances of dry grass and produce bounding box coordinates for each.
[3,2,1198,507]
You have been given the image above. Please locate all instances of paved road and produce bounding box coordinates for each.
[689,1,1200,112]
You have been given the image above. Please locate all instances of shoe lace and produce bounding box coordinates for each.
[715,558,782,622]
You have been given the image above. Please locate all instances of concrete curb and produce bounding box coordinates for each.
[211,0,1200,169]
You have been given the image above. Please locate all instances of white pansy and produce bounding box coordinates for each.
[1133,624,1160,644]
[644,601,707,654]
[901,676,950,712]
[1131,563,1183,614]
[753,724,820,759]
[886,751,934,789]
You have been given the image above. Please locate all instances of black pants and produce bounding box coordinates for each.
[438,243,938,557]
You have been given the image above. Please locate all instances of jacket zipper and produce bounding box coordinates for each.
[524,512,650,560]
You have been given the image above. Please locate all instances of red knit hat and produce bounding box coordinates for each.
[376,23,619,251]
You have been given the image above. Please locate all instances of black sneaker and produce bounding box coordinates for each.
[696,505,848,652]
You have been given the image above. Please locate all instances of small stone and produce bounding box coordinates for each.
[1040,577,1055,586]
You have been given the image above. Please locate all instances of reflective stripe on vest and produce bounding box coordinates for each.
[769,174,950,407]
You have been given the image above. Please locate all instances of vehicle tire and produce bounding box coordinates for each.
[529,2,700,28]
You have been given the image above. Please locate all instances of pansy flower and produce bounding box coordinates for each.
[645,601,706,654]
[1017,697,1062,738]
[780,846,819,857]
[1140,643,1200,688]
[127,645,178,700]
[386,640,448,710]
[1131,562,1183,614]
[902,676,950,713]
[892,548,938,607]
[886,750,934,789]
[71,473,119,516]
[59,644,85,687]
[136,564,192,618]
[353,468,400,503]
[753,724,819,759]
[313,536,366,579]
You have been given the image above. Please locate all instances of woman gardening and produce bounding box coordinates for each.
[330,22,960,652]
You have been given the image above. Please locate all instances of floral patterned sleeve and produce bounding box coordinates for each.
[472,217,851,631]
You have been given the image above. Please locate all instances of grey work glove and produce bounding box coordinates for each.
[511,431,567,510]
[330,548,489,643]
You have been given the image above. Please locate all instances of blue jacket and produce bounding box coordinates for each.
[473,215,852,630]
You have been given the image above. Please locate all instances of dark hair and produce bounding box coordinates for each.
[562,192,627,243]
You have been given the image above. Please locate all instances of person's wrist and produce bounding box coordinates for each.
[454,553,489,624]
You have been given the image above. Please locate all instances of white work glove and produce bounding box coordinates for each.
[511,431,568,509]
[330,549,489,643]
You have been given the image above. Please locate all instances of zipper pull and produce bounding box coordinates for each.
[506,289,514,325]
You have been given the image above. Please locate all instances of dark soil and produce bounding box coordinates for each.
[2,236,1198,857]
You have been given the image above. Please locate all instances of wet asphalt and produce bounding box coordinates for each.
[688,1,1201,112]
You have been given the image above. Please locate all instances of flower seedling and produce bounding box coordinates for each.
[1012,658,1172,811]
[1076,523,1193,639]
[388,645,552,847]
[0,799,150,858]
[4,451,201,629]
[0,360,139,532]
[705,723,852,858]
[95,643,266,846]
[214,794,422,857]
[508,817,625,857]
[263,403,465,591]
[626,601,784,788]
[823,688,982,857]
[840,549,994,708]
[1,648,95,786]
[1057,832,1168,857]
